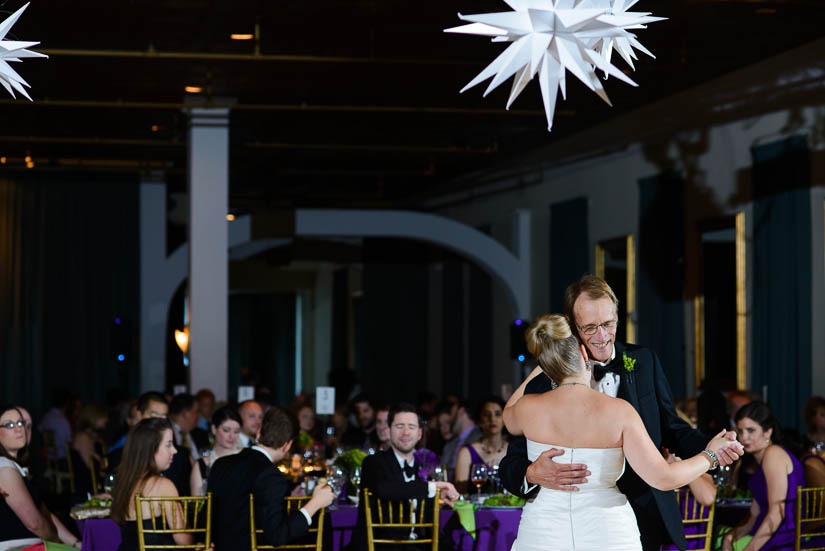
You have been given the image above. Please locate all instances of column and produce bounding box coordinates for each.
[188,107,230,400]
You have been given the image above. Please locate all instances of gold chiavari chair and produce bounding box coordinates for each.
[134,493,212,551]
[249,494,325,551]
[40,430,71,494]
[363,488,441,551]
[796,486,825,551]
[675,488,715,551]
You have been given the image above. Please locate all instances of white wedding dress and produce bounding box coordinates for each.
[511,440,641,551]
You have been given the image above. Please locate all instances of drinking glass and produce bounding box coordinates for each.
[103,472,116,495]
[351,466,362,500]
[325,464,346,510]
[470,463,488,503]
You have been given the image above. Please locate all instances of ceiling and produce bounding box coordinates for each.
[2,0,824,210]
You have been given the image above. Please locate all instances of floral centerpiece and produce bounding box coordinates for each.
[414,448,441,480]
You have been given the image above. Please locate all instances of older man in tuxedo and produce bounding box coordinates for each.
[356,403,460,550]
[499,275,742,551]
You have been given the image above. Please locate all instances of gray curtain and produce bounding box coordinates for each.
[751,136,811,431]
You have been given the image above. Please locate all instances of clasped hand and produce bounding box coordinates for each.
[708,429,745,466]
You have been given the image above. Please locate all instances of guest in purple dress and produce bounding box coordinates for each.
[721,402,803,551]
[455,397,508,493]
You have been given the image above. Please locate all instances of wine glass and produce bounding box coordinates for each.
[351,466,362,500]
[325,464,346,510]
[470,464,488,503]
[103,472,116,495]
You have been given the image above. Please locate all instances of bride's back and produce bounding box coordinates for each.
[520,386,627,450]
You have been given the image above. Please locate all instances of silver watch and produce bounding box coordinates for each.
[701,449,718,470]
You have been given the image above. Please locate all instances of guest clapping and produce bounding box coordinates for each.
[721,402,803,551]
[190,406,242,496]
[455,397,508,492]
[111,418,193,550]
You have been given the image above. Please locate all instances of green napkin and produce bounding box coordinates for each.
[46,542,79,551]
[714,527,752,551]
[452,500,478,539]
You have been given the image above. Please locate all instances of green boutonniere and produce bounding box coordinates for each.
[623,352,636,372]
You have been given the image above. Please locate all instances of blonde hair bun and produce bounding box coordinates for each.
[525,314,582,382]
[527,314,572,356]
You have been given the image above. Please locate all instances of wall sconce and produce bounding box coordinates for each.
[175,327,189,354]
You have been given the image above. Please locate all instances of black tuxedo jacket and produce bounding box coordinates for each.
[355,449,432,550]
[499,341,708,551]
[207,448,309,550]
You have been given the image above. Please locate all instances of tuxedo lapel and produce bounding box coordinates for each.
[613,342,640,410]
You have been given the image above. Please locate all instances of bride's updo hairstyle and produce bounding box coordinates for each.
[526,314,583,382]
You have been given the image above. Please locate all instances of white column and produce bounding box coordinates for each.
[188,108,229,401]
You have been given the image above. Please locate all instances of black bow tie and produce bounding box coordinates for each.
[402,462,417,478]
[593,362,619,382]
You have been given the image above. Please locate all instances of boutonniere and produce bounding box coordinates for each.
[623,352,636,373]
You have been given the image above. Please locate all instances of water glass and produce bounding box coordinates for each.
[470,463,488,503]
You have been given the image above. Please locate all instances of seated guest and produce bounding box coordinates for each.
[111,418,192,551]
[292,403,320,450]
[37,390,73,462]
[374,405,390,452]
[238,400,263,448]
[1,405,81,549]
[342,394,381,451]
[107,392,168,472]
[432,402,455,456]
[698,389,730,437]
[661,448,716,550]
[720,402,805,551]
[441,399,481,470]
[357,403,459,550]
[162,394,200,497]
[70,404,108,500]
[108,401,141,457]
[190,406,242,496]
[194,389,215,433]
[802,396,825,488]
[455,397,508,492]
[208,407,334,549]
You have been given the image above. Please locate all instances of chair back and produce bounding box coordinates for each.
[796,485,825,551]
[675,488,715,551]
[41,430,71,494]
[134,493,212,550]
[89,453,104,495]
[249,494,325,551]
[363,488,441,551]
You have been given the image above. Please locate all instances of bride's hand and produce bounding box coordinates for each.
[526,448,590,492]
[706,430,744,464]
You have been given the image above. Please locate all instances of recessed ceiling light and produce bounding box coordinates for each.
[184,86,203,93]
[230,33,254,40]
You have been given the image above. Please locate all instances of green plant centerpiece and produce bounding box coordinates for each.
[334,449,368,495]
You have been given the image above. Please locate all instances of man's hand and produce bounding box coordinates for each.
[525,448,589,491]
[716,431,744,466]
[435,481,460,506]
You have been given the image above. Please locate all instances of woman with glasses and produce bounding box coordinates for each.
[0,404,62,550]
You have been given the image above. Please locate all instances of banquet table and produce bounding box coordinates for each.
[77,504,523,551]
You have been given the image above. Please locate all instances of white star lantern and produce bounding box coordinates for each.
[0,3,47,100]
[445,0,665,131]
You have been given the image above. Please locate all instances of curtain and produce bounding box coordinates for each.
[0,172,139,416]
[549,197,589,313]
[751,136,811,431]
[637,173,687,400]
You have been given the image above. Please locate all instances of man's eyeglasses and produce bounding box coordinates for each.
[577,319,618,335]
[0,420,26,430]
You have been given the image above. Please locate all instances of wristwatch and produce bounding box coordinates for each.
[701,449,719,470]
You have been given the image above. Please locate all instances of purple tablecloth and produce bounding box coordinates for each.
[77,504,522,551]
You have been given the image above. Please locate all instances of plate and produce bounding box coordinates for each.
[481,504,524,510]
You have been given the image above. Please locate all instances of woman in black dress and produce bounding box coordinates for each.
[111,418,193,551]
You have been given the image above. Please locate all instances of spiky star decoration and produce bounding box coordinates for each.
[0,3,47,100]
[445,0,665,131]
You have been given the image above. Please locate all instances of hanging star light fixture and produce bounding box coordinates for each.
[0,3,47,100]
[445,0,665,131]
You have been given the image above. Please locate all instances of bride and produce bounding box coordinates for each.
[504,314,740,551]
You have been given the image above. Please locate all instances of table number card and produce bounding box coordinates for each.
[238,385,255,403]
[173,385,188,396]
[316,386,335,415]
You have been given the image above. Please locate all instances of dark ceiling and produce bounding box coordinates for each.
[2,0,824,210]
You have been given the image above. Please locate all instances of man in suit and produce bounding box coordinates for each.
[238,400,263,448]
[207,407,333,550]
[107,391,167,472]
[440,399,481,470]
[499,275,742,551]
[356,403,460,550]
